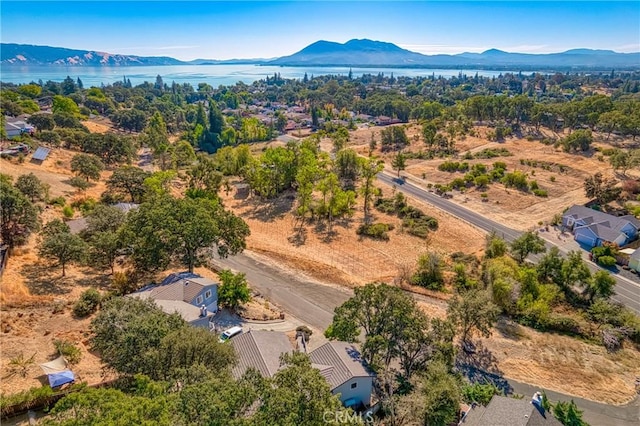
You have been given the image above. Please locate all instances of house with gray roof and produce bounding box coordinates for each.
[130,272,218,328]
[230,330,293,379]
[309,341,375,410]
[562,205,639,248]
[460,394,562,426]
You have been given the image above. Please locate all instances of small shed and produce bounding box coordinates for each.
[31,146,51,164]
[234,183,250,199]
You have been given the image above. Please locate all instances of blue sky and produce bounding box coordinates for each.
[1,1,639,60]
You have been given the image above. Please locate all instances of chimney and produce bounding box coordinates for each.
[531,392,544,413]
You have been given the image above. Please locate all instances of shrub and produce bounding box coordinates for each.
[462,383,502,405]
[0,386,55,418]
[111,270,140,296]
[532,189,548,197]
[53,339,82,365]
[357,223,394,241]
[62,205,74,219]
[72,288,102,317]
[49,196,66,207]
[597,255,616,267]
[474,148,512,158]
[545,315,581,335]
[70,197,97,215]
[550,176,556,183]
[501,171,529,191]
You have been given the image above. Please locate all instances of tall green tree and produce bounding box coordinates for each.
[510,231,546,263]
[254,352,347,426]
[38,219,87,277]
[398,361,461,426]
[585,270,616,303]
[584,173,621,206]
[0,179,41,249]
[144,111,170,169]
[218,269,251,311]
[15,173,47,202]
[391,152,406,177]
[106,166,151,203]
[358,156,384,222]
[552,400,589,426]
[70,154,104,182]
[447,289,499,345]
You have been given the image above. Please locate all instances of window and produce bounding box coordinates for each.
[350,382,357,389]
[196,296,203,305]
[205,290,212,299]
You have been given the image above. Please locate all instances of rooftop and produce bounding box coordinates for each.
[460,395,562,426]
[308,341,373,389]
[231,330,294,379]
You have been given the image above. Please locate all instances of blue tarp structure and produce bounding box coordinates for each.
[47,370,75,388]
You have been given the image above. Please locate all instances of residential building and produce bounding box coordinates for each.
[231,330,293,379]
[4,116,34,139]
[130,272,218,327]
[230,331,375,410]
[562,205,639,248]
[309,341,375,410]
[460,393,562,426]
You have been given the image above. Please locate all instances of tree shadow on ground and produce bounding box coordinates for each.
[238,193,296,223]
[21,263,74,296]
[495,318,525,342]
[21,263,113,296]
[288,227,308,247]
[456,340,514,396]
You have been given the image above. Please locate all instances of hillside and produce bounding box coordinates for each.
[0,43,185,66]
[2,40,639,69]
[269,39,640,69]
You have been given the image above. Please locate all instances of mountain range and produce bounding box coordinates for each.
[2,40,639,70]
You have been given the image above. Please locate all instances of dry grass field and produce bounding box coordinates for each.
[348,124,638,230]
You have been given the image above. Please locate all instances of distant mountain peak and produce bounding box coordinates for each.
[481,48,509,56]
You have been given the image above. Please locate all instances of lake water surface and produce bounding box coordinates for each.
[0,64,521,87]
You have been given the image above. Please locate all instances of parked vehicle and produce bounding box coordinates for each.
[219,326,242,343]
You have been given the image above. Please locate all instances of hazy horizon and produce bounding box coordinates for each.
[2,1,639,61]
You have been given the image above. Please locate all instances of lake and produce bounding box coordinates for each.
[0,64,522,87]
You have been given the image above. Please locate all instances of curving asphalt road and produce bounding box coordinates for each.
[212,248,639,426]
[377,172,640,314]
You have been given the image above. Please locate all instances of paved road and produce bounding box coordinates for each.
[212,248,638,425]
[210,252,351,331]
[378,172,640,314]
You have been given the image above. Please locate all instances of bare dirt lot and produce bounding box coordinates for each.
[349,124,638,230]
[220,182,485,287]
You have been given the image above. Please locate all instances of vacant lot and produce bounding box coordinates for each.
[220,181,485,287]
[349,124,637,230]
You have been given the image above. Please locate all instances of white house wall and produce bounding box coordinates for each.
[332,377,373,407]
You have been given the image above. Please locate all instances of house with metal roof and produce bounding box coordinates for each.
[231,330,293,379]
[460,393,562,426]
[562,205,639,248]
[4,116,34,139]
[309,341,375,410]
[130,272,218,328]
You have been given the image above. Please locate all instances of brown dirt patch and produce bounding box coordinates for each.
[470,318,640,405]
[221,182,484,287]
[0,302,114,395]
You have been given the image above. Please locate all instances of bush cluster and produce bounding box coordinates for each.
[72,288,102,318]
[356,223,395,241]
